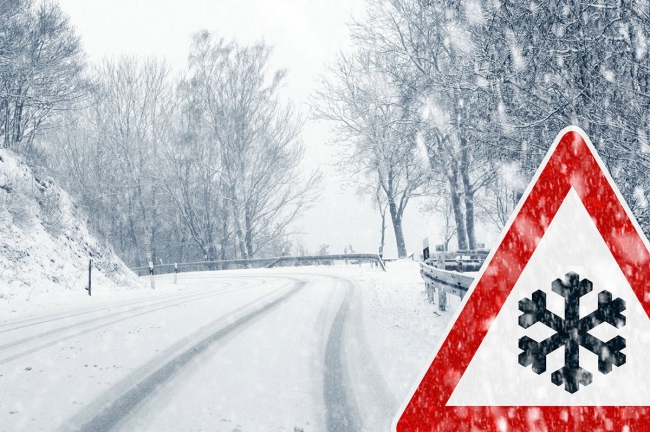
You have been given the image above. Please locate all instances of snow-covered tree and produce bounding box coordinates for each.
[0,0,86,152]
[315,50,428,258]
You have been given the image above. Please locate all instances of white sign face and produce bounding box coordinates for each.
[448,188,650,406]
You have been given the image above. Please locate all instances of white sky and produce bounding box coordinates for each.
[56,0,456,258]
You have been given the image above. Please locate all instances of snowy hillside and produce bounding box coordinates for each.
[0,149,143,303]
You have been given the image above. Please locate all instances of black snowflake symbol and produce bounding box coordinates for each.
[518,272,626,393]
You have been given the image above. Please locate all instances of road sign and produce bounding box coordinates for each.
[394,127,650,431]
[422,238,430,260]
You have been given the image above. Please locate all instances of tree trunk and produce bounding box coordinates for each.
[388,199,407,258]
[128,216,141,267]
[245,204,254,258]
[449,187,467,250]
[379,205,386,255]
[463,189,476,250]
[150,187,158,265]
[150,223,156,265]
[447,160,468,250]
[236,227,248,260]
[207,243,217,270]
[13,98,24,149]
[220,217,229,261]
[460,142,476,249]
[229,185,249,260]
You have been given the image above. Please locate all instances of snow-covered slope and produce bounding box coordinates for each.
[0,149,143,302]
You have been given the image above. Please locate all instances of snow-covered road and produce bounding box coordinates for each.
[0,263,457,431]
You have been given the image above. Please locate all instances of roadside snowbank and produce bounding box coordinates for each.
[0,149,144,315]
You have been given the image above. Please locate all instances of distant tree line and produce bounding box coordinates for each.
[318,0,650,255]
[1,2,319,267]
[7,0,650,263]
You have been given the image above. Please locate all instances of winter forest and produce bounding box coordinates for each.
[4,0,650,266]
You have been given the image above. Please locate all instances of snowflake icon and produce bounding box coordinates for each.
[518,272,626,393]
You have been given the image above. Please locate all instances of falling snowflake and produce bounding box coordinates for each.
[518,272,626,393]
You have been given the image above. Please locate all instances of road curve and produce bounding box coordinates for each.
[0,270,398,432]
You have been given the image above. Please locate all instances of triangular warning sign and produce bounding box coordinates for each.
[394,127,650,431]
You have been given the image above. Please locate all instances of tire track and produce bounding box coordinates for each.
[0,272,269,331]
[0,280,258,347]
[59,279,306,432]
[0,280,266,365]
[341,277,398,430]
[0,280,234,332]
[323,280,362,432]
[0,288,224,344]
[323,275,397,432]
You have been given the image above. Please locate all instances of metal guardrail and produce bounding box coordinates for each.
[131,254,386,276]
[421,262,474,311]
[428,249,489,272]
[420,253,485,311]
[270,254,386,271]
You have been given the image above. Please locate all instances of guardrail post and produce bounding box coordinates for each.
[438,288,447,311]
[265,257,282,268]
[376,255,386,272]
[174,262,178,284]
[86,258,92,296]
[149,261,155,290]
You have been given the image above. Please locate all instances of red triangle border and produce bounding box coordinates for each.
[395,127,650,431]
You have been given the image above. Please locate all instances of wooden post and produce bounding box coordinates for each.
[426,282,435,304]
[376,255,386,272]
[149,261,155,290]
[86,259,92,296]
[174,262,178,285]
[438,288,447,311]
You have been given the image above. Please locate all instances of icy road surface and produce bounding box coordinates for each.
[0,262,457,431]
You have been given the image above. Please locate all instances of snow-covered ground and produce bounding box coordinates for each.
[311,260,461,408]
[0,261,464,431]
